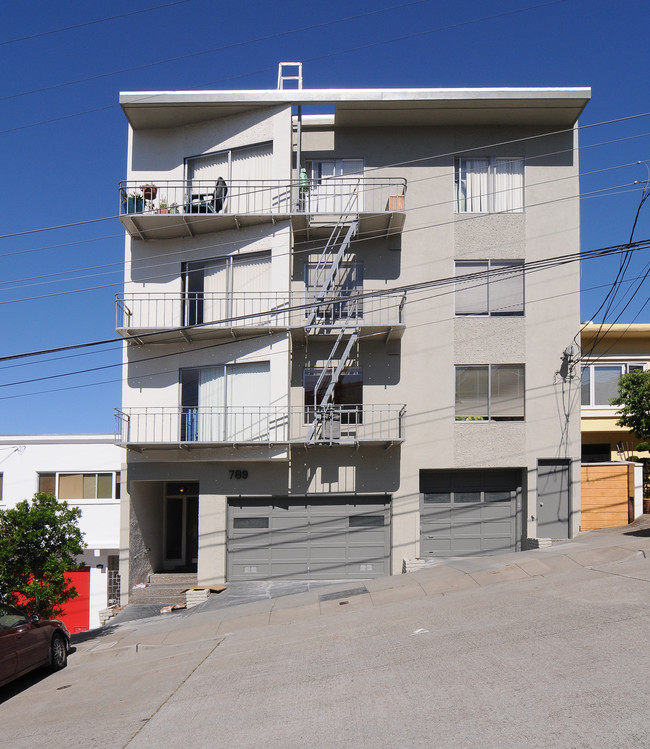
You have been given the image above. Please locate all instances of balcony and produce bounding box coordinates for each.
[115,292,291,344]
[115,291,406,343]
[118,178,406,241]
[115,405,405,449]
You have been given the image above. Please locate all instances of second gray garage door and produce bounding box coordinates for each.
[227,496,390,581]
[419,469,522,557]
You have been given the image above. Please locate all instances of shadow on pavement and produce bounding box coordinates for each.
[624,527,650,537]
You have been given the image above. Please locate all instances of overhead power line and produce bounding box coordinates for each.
[2,125,648,276]
[0,237,646,367]
[1,241,647,397]
[2,108,648,242]
[0,0,558,104]
[0,179,642,306]
[0,1,195,47]
[1,0,436,102]
[0,1,580,136]
[0,156,642,294]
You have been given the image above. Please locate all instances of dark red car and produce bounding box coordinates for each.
[0,602,70,687]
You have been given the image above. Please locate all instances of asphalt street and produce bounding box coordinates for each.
[2,520,650,748]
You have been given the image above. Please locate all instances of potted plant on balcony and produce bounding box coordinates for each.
[126,191,144,214]
[158,196,169,214]
[140,184,157,201]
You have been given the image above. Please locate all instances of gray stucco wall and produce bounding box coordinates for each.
[121,109,582,585]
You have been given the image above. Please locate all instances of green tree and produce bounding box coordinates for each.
[0,492,85,618]
[612,370,650,499]
[611,369,650,442]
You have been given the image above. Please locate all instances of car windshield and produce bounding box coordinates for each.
[0,603,30,629]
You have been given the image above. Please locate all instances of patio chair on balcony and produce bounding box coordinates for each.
[185,177,228,214]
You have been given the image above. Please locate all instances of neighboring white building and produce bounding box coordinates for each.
[116,81,590,598]
[0,434,124,626]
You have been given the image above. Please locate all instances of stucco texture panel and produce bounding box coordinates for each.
[454,318,526,362]
[454,422,526,466]
[454,214,526,257]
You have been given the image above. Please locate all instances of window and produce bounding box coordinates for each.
[582,443,612,463]
[183,251,271,326]
[38,472,120,500]
[57,473,116,499]
[304,366,362,424]
[187,142,272,185]
[349,515,384,527]
[233,517,269,529]
[307,159,364,212]
[185,142,274,215]
[420,469,521,503]
[455,157,524,213]
[581,362,647,406]
[181,362,270,441]
[305,261,363,321]
[455,260,524,316]
[38,473,55,494]
[455,365,525,421]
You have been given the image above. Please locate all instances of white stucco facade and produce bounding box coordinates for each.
[0,434,124,570]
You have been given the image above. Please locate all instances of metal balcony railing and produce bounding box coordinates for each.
[115,292,292,330]
[118,178,406,218]
[115,291,406,332]
[115,405,405,446]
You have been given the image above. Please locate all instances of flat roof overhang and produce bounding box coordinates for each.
[120,87,591,130]
[581,323,650,344]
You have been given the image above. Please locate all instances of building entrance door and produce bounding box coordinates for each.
[164,482,199,571]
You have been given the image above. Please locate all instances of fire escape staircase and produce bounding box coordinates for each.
[304,203,360,444]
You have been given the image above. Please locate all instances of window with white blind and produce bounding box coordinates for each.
[181,362,271,442]
[186,142,273,213]
[307,159,364,213]
[454,260,524,316]
[186,142,273,184]
[455,365,525,421]
[183,251,271,326]
[455,157,524,213]
[581,362,647,406]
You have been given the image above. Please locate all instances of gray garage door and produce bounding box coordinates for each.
[227,497,390,581]
[419,469,522,557]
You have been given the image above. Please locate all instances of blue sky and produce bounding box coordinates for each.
[1,0,648,434]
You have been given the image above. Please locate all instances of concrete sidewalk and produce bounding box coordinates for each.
[74,518,650,656]
[3,520,649,748]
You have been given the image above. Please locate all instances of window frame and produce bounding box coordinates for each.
[304,260,364,320]
[455,364,525,422]
[303,366,363,424]
[182,250,272,326]
[180,361,271,442]
[454,156,525,214]
[581,361,648,408]
[38,472,121,500]
[185,141,273,184]
[454,259,524,316]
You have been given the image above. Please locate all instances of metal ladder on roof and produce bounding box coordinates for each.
[277,62,303,90]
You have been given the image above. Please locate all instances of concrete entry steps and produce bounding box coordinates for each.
[129,572,198,605]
